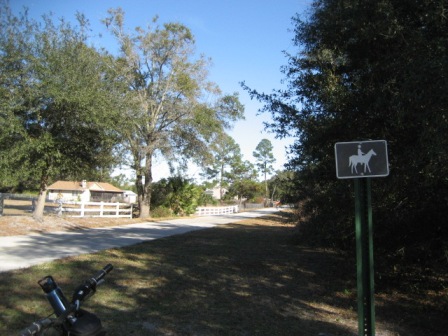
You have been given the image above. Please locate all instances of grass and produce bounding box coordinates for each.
[1,212,447,335]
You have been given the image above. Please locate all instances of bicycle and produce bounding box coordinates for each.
[19,264,113,336]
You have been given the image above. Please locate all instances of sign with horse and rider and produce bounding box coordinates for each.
[334,140,389,179]
[335,140,389,335]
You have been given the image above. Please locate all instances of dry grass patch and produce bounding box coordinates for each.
[0,211,447,335]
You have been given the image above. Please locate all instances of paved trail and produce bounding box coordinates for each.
[0,208,278,272]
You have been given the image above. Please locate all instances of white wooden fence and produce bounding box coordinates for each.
[58,202,133,218]
[241,203,264,209]
[195,205,239,216]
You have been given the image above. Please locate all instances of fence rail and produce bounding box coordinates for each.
[0,193,37,216]
[0,193,36,200]
[58,202,133,218]
[242,203,264,209]
[195,205,239,216]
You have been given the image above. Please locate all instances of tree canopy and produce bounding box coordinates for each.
[0,4,122,218]
[1,3,248,219]
[253,138,275,203]
[202,134,243,200]
[243,0,448,261]
[104,9,244,217]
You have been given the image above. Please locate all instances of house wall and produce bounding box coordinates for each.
[205,187,227,200]
[48,190,83,202]
[49,191,126,203]
[90,191,122,202]
[81,189,91,203]
[123,193,137,203]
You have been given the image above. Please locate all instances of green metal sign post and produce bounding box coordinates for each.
[335,140,389,336]
[354,178,375,336]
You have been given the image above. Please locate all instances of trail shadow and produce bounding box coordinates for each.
[105,219,360,335]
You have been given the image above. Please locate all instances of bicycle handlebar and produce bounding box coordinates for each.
[93,263,113,284]
[19,318,52,336]
[72,263,113,303]
[19,264,113,336]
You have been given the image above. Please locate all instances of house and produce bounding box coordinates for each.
[205,185,227,200]
[47,180,124,203]
[123,190,137,204]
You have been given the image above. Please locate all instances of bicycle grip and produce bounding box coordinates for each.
[93,263,113,283]
[19,318,52,336]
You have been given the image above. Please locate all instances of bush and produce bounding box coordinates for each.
[198,193,217,206]
[151,176,202,216]
[151,206,173,218]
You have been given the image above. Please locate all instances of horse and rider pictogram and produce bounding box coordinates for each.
[349,145,377,174]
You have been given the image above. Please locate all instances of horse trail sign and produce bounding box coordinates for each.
[334,140,389,179]
[335,140,389,335]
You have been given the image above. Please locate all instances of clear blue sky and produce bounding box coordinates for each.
[10,0,312,180]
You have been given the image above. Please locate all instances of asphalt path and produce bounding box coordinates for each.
[0,208,279,273]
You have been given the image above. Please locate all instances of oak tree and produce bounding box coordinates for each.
[0,4,121,219]
[104,9,244,217]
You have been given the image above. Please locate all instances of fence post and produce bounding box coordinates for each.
[80,203,85,217]
[0,193,3,216]
[57,202,63,216]
[115,202,119,216]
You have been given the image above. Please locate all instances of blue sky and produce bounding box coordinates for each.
[10,0,312,180]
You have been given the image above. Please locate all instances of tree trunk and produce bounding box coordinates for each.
[264,163,269,207]
[136,171,145,217]
[139,152,153,218]
[220,162,224,201]
[33,174,48,221]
